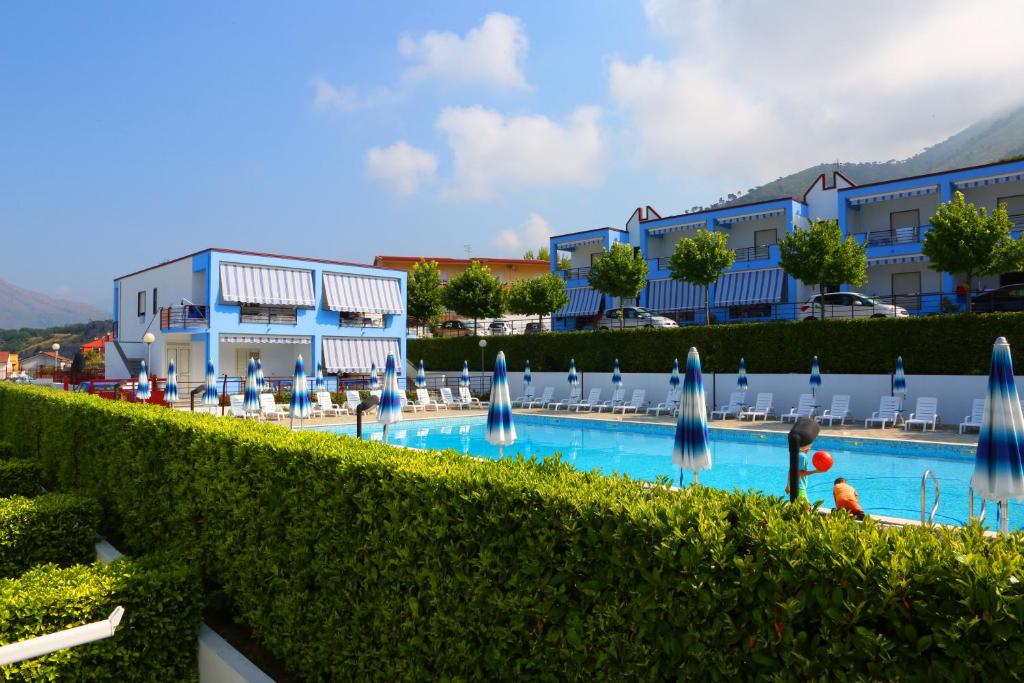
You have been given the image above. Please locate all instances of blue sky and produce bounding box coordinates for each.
[3,1,1023,309]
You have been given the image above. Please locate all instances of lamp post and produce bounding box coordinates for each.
[478,338,487,393]
[143,332,155,371]
[51,343,60,378]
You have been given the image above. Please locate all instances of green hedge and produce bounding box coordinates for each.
[3,385,1024,679]
[410,312,1024,375]
[0,493,100,578]
[0,440,15,460]
[0,459,43,497]
[0,555,201,681]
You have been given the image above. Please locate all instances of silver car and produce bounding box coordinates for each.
[599,306,678,330]
[798,292,909,320]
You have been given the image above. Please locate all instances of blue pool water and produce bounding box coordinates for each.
[314,414,1021,530]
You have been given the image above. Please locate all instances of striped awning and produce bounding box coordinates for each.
[322,337,402,373]
[220,263,315,307]
[323,272,403,314]
[648,220,706,237]
[714,269,785,306]
[648,279,705,311]
[867,254,928,267]
[220,334,311,345]
[554,286,603,317]
[716,208,784,225]
[954,171,1024,189]
[555,236,603,250]
[847,185,938,206]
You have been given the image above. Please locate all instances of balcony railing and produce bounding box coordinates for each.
[651,256,672,271]
[1010,213,1024,229]
[733,245,773,262]
[239,305,297,325]
[560,266,591,280]
[159,305,209,330]
[853,226,923,247]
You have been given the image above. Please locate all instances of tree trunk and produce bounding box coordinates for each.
[819,284,826,320]
[966,273,974,314]
[705,288,711,326]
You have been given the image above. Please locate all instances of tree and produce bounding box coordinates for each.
[442,261,506,333]
[522,249,535,260]
[407,259,446,333]
[923,191,1023,312]
[778,219,867,320]
[537,246,550,262]
[70,351,86,375]
[587,242,649,329]
[668,230,735,325]
[507,273,569,327]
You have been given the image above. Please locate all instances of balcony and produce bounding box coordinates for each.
[559,266,591,280]
[852,226,925,247]
[239,305,297,325]
[732,245,773,263]
[159,305,208,330]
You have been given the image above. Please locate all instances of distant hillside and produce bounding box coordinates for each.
[0,279,108,329]
[0,320,113,357]
[708,107,1024,210]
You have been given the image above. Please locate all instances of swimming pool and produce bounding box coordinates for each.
[314,414,1019,530]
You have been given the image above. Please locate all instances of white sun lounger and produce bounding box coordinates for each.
[646,389,680,416]
[551,388,582,411]
[593,387,626,412]
[229,394,252,419]
[905,397,940,431]
[612,389,646,414]
[400,394,423,412]
[459,386,487,408]
[710,392,745,420]
[816,395,851,426]
[439,387,464,410]
[865,396,901,428]
[316,391,347,417]
[526,387,555,409]
[738,393,774,422]
[781,394,816,423]
[511,386,535,408]
[570,388,601,412]
[959,398,986,434]
[259,393,287,420]
[344,390,369,415]
[416,388,441,411]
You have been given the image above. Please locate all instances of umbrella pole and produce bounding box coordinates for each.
[679,469,684,487]
[499,446,503,459]
[1002,499,1009,534]
[693,471,699,486]
[383,425,388,444]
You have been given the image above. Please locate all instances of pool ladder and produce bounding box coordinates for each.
[921,470,940,525]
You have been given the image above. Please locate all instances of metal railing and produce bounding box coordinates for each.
[559,266,591,280]
[239,305,297,325]
[921,470,940,525]
[852,226,922,247]
[732,245,772,262]
[159,305,209,330]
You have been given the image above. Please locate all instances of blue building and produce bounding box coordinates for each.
[107,248,407,388]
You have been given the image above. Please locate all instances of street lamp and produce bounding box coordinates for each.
[51,343,60,377]
[143,332,155,370]
[478,338,487,391]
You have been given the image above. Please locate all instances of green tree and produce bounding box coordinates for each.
[778,219,867,320]
[407,259,446,334]
[442,261,506,334]
[923,191,1023,312]
[537,246,550,262]
[522,249,535,260]
[587,242,649,329]
[507,273,569,327]
[668,230,735,326]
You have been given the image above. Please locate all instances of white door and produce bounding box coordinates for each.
[166,345,192,385]
[236,349,259,377]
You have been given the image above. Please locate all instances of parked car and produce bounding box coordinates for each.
[488,320,514,335]
[798,292,908,320]
[437,320,471,337]
[524,321,544,334]
[971,284,1024,313]
[599,307,678,330]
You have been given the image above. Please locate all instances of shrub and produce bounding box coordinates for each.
[0,459,43,497]
[0,440,15,460]
[0,493,100,577]
[409,312,1024,375]
[0,555,201,680]
[2,384,1024,679]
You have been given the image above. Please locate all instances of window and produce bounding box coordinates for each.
[339,311,384,328]
[590,252,604,266]
[998,194,1024,227]
[137,291,146,316]
[152,288,158,314]
[890,209,920,230]
[892,271,922,310]
[239,305,297,325]
[754,229,777,252]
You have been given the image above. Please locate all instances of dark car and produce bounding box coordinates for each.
[524,322,544,334]
[437,320,471,337]
[972,285,1024,313]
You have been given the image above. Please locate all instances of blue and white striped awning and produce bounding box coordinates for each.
[714,269,784,306]
[716,208,784,225]
[220,263,315,307]
[847,185,938,206]
[555,236,604,250]
[954,171,1024,189]
[220,334,311,345]
[323,272,404,314]
[867,254,928,267]
[648,279,705,311]
[648,220,706,237]
[554,286,603,317]
[322,337,402,373]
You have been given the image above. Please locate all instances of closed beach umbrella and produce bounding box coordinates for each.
[737,358,748,392]
[289,355,312,427]
[612,358,622,388]
[669,358,681,389]
[894,356,907,407]
[972,337,1024,533]
[523,360,532,387]
[377,353,403,442]
[567,358,578,387]
[164,359,178,404]
[136,361,151,401]
[244,357,260,416]
[416,359,427,389]
[460,360,471,388]
[809,356,821,398]
[202,359,219,410]
[486,351,516,458]
[315,361,324,392]
[255,358,266,392]
[673,347,711,485]
[368,362,380,390]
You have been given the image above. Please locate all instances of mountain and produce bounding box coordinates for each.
[0,279,108,329]
[715,107,1024,209]
[0,320,113,357]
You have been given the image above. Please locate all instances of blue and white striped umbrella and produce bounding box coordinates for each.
[289,355,312,424]
[416,360,427,389]
[377,353,403,441]
[315,361,324,392]
[894,356,907,398]
[737,357,748,392]
[567,358,578,387]
[202,359,219,408]
[164,359,178,404]
[669,358,680,389]
[244,357,260,415]
[673,347,711,484]
[973,337,1024,533]
[255,358,266,392]
[523,360,532,387]
[486,351,516,457]
[460,360,471,388]
[809,356,821,397]
[136,361,151,401]
[369,362,380,390]
[612,358,622,388]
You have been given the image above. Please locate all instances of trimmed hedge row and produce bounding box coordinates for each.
[0,440,15,460]
[0,459,43,497]
[410,312,1024,375]
[0,493,100,578]
[3,384,1024,680]
[0,555,202,681]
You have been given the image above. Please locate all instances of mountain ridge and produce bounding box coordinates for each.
[0,279,109,329]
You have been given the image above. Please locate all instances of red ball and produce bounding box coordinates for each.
[812,451,834,472]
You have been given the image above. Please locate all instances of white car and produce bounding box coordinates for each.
[599,306,678,330]
[798,292,909,320]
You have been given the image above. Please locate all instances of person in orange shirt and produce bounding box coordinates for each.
[833,478,865,520]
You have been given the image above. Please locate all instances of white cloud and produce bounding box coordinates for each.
[491,213,553,254]
[399,13,529,90]
[364,142,438,195]
[611,0,1024,185]
[436,105,605,199]
[310,77,399,113]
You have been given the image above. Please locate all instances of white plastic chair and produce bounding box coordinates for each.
[865,396,901,428]
[646,389,680,416]
[511,386,535,408]
[229,394,251,419]
[571,388,601,412]
[552,388,582,411]
[459,386,487,408]
[781,394,816,423]
[416,388,441,411]
[816,395,851,426]
[259,393,286,420]
[612,389,646,414]
[316,391,347,417]
[904,397,940,431]
[739,393,774,422]
[440,387,468,410]
[959,398,986,434]
[594,388,626,412]
[526,387,555,409]
[400,394,423,413]
[710,392,745,420]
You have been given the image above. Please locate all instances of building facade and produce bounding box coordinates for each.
[372,255,549,284]
[106,248,407,388]
[0,352,18,379]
